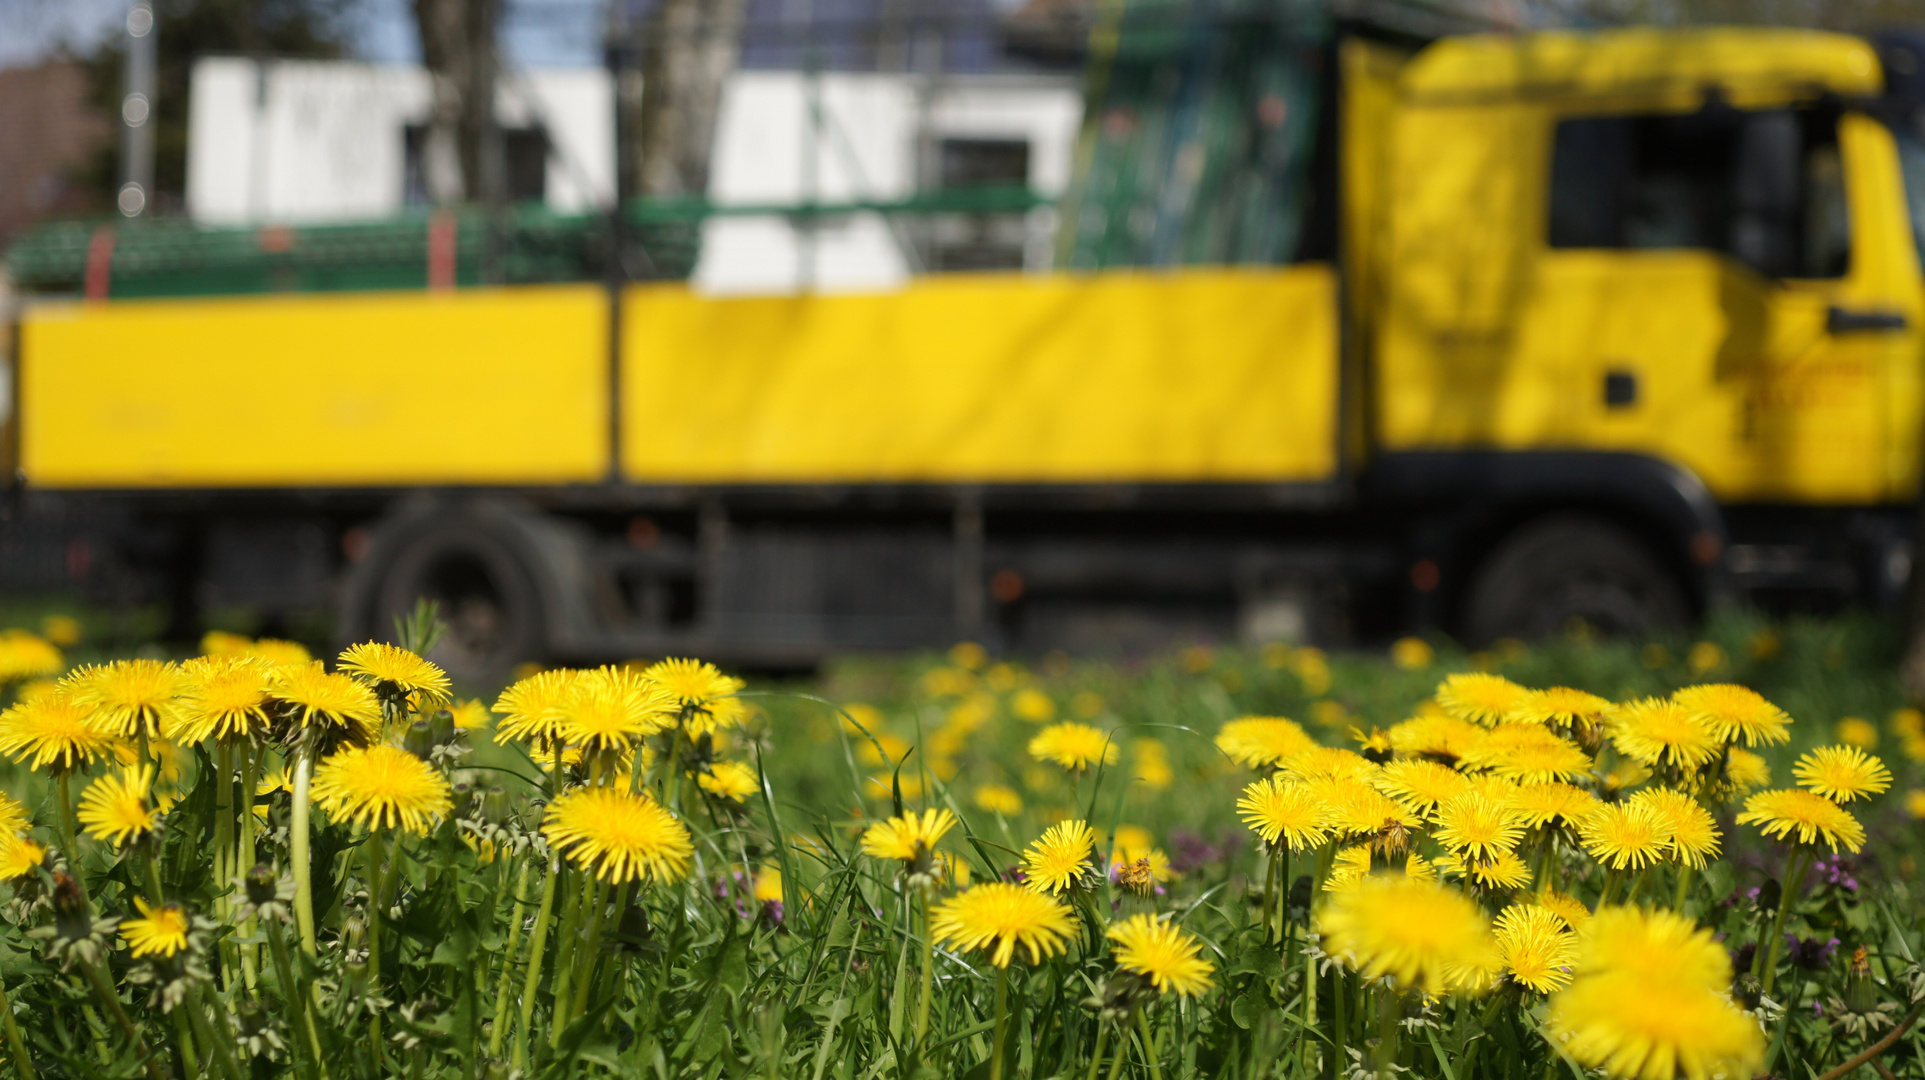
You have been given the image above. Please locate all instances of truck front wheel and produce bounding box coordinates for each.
[1460,514,1689,645]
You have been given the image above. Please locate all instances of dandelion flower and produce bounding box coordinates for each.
[1495,904,1577,993]
[1108,914,1216,996]
[0,793,27,835]
[973,783,1023,815]
[643,658,747,736]
[696,761,759,802]
[1021,820,1097,894]
[448,699,491,731]
[1320,778,1419,847]
[1609,699,1720,770]
[1724,748,1771,793]
[1673,683,1791,747]
[1434,793,1525,862]
[66,659,180,740]
[0,836,47,880]
[1579,801,1674,870]
[1436,673,1530,726]
[0,685,123,770]
[1735,788,1865,852]
[860,808,958,863]
[1578,906,1733,990]
[0,630,63,682]
[493,669,581,745]
[311,744,453,835]
[270,662,381,745]
[1027,722,1117,771]
[543,787,693,884]
[337,643,452,707]
[170,654,275,744]
[1508,782,1600,827]
[1462,849,1534,890]
[1374,759,1472,818]
[1388,713,1485,763]
[1515,687,1613,729]
[1629,788,1721,869]
[1792,745,1891,803]
[930,882,1077,968]
[1236,776,1334,850]
[1214,717,1315,769]
[1535,890,1592,929]
[247,639,312,668]
[78,765,162,847]
[1486,730,1594,785]
[1316,875,1497,995]
[1324,844,1376,892]
[1280,746,1377,783]
[120,898,191,958]
[557,668,678,754]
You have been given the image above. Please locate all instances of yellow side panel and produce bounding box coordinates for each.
[621,268,1337,483]
[21,286,607,487]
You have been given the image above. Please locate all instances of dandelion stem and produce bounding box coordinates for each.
[547,871,589,1046]
[187,984,244,1080]
[289,743,318,957]
[237,745,261,994]
[1756,847,1811,996]
[513,853,561,1071]
[0,974,36,1080]
[989,965,1010,1080]
[265,910,325,1080]
[1672,864,1694,912]
[1597,866,1621,909]
[914,886,935,1046]
[566,876,612,1023]
[1083,1016,1108,1080]
[54,773,79,877]
[78,956,167,1080]
[171,1005,200,1078]
[1136,1005,1163,1080]
[1104,1005,1132,1080]
[365,829,387,1058]
[487,861,534,1059]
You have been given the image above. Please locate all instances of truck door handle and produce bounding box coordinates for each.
[1826,306,1910,333]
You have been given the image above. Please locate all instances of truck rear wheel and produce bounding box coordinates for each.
[1461,514,1689,645]
[344,507,547,680]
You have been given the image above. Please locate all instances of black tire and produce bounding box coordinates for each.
[1461,514,1690,645]
[354,513,546,681]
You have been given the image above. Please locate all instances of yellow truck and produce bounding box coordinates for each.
[13,26,1925,672]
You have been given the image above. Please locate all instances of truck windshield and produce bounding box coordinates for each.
[1895,119,1925,268]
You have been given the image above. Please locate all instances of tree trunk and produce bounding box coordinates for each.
[411,0,501,205]
[635,0,748,199]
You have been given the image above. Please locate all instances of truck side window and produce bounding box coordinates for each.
[1547,106,1849,279]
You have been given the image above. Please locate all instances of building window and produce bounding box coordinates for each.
[927,137,1032,272]
[1547,105,1849,279]
[402,125,550,206]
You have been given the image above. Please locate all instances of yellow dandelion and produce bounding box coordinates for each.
[169,654,275,744]
[1391,636,1435,670]
[557,667,679,753]
[1735,788,1865,852]
[1010,688,1056,723]
[1792,745,1891,803]
[337,642,452,707]
[1374,759,1472,819]
[753,866,784,903]
[1514,687,1613,729]
[1535,890,1592,930]
[0,685,122,770]
[1724,748,1771,793]
[120,897,191,958]
[310,744,453,834]
[448,699,491,731]
[643,658,748,736]
[1320,777,1420,843]
[1508,782,1601,827]
[1236,776,1334,850]
[1579,801,1674,871]
[860,808,958,863]
[1027,722,1118,771]
[1609,698,1720,770]
[1324,843,1376,892]
[1434,793,1525,862]
[0,629,63,682]
[1435,673,1530,726]
[1021,820,1098,894]
[1130,738,1174,789]
[1280,745,1377,783]
[1495,904,1577,993]
[973,783,1023,816]
[0,792,27,835]
[1387,712,1485,764]
[1462,849,1534,890]
[78,765,162,847]
[200,630,252,656]
[65,659,181,739]
[246,639,312,668]
[696,760,759,802]
[1214,716,1314,768]
[930,882,1078,968]
[0,836,47,880]
[270,661,381,744]
[1578,906,1733,990]
[1487,731,1594,786]
[543,786,693,884]
[1316,875,1497,995]
[1108,914,1216,997]
[492,669,576,744]
[1672,683,1791,747]
[1629,788,1721,869]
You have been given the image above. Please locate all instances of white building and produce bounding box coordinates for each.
[185,57,1082,293]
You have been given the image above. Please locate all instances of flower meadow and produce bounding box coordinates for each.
[0,611,1916,1080]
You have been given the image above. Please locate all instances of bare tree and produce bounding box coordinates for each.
[413,0,502,204]
[634,0,748,199]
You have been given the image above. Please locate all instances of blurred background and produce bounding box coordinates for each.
[8,0,1925,689]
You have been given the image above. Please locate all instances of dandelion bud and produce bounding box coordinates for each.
[1734,971,1763,1011]
[450,781,475,819]
[430,709,456,746]
[1845,947,1877,1013]
[245,864,277,906]
[481,787,510,826]
[1756,878,1782,914]
[50,871,91,941]
[405,720,435,761]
